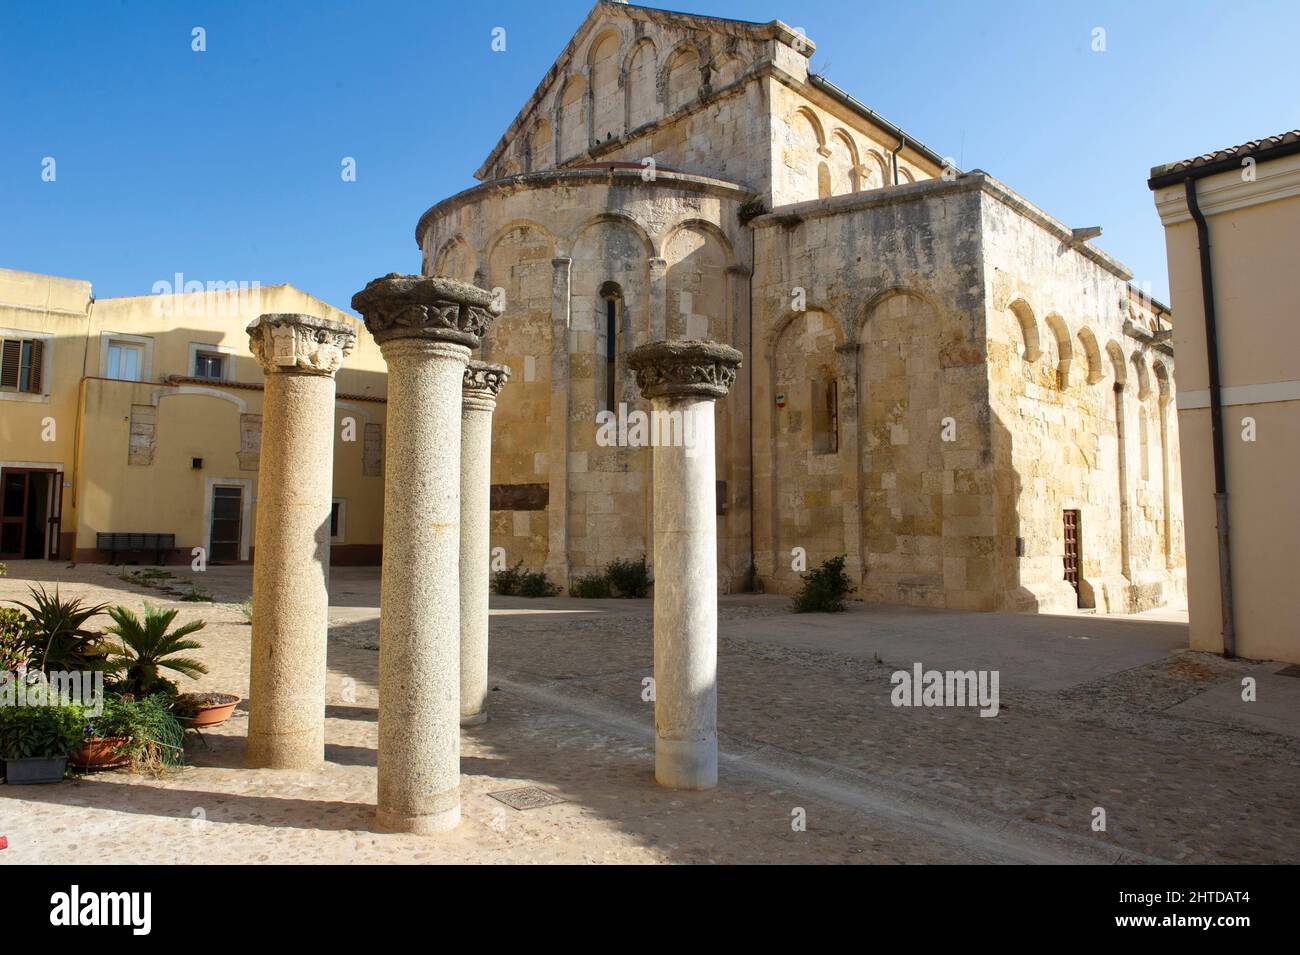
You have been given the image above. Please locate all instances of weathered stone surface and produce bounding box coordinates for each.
[245,314,349,770]
[627,340,742,400]
[247,312,355,375]
[351,273,501,347]
[461,360,508,726]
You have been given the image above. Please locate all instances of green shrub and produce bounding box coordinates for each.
[791,555,854,613]
[179,585,213,603]
[0,704,84,760]
[103,603,208,698]
[570,573,611,599]
[237,598,253,623]
[86,693,186,773]
[8,585,110,674]
[605,556,651,598]
[0,607,35,673]
[518,569,561,598]
[0,561,7,577]
[491,561,525,596]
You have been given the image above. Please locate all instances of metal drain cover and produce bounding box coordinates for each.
[488,787,566,811]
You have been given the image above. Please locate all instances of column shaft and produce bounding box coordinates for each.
[459,361,507,726]
[247,372,337,768]
[376,338,469,833]
[652,398,719,789]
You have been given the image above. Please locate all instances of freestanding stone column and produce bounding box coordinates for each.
[460,360,509,726]
[245,313,356,769]
[628,340,742,790]
[351,273,499,833]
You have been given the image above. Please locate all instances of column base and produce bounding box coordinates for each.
[655,737,718,790]
[375,804,461,835]
[460,711,488,727]
[245,738,324,772]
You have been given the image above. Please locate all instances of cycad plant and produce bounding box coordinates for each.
[10,585,110,674]
[104,603,208,698]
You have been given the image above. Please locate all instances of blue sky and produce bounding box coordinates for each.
[2,0,1296,312]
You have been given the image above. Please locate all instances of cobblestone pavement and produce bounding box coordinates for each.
[1,561,1296,864]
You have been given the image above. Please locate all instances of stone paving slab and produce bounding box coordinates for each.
[0,561,1296,864]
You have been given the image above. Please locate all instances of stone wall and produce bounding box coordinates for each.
[980,179,1185,612]
[418,168,753,590]
[750,178,991,606]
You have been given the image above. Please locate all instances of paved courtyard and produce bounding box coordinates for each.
[1,560,1297,864]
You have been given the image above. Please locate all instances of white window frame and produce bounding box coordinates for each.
[188,341,235,382]
[99,332,154,382]
[202,476,254,562]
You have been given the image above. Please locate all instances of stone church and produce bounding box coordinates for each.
[416,1,1186,613]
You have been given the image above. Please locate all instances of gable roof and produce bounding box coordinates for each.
[474,1,812,181]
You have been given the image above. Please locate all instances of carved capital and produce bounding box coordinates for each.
[628,339,742,402]
[351,273,501,347]
[463,360,511,399]
[247,313,356,377]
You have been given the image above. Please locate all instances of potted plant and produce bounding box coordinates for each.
[0,703,82,784]
[86,694,186,774]
[173,691,240,728]
[8,586,110,674]
[102,603,209,697]
[71,727,130,770]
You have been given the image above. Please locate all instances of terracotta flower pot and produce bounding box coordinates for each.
[72,737,131,770]
[176,693,240,728]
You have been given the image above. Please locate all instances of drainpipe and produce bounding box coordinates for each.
[892,135,904,185]
[1184,177,1236,658]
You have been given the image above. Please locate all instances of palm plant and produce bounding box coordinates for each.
[10,585,110,674]
[103,603,208,697]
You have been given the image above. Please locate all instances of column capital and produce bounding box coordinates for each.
[247,313,356,377]
[463,360,511,401]
[351,273,501,347]
[628,339,742,402]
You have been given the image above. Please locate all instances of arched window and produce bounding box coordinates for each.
[599,282,622,413]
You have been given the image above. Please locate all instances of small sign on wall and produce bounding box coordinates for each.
[775,392,787,409]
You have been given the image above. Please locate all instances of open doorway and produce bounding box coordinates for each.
[0,467,61,560]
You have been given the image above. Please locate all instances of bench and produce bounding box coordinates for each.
[96,532,176,565]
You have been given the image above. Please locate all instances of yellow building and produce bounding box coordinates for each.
[1150,130,1300,663]
[0,267,387,566]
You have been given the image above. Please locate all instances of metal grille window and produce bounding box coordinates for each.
[1063,509,1081,598]
[0,337,45,394]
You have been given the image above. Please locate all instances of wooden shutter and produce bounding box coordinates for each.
[27,339,44,393]
[0,339,19,389]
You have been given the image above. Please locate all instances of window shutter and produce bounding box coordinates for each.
[27,339,44,393]
[0,339,19,389]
